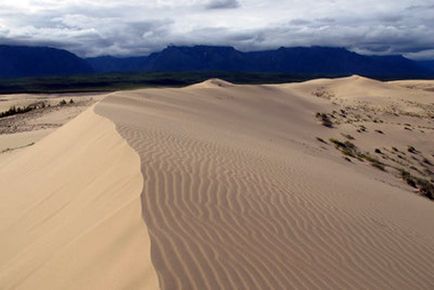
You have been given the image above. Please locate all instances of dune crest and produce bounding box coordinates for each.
[0,107,158,290]
[188,78,235,89]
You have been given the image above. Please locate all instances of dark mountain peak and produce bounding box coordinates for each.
[416,60,434,72]
[0,45,93,78]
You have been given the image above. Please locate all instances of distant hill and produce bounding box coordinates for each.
[417,60,434,72]
[85,55,148,73]
[0,45,93,78]
[87,46,433,79]
[0,44,432,79]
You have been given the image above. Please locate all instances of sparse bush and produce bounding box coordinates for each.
[316,137,328,144]
[400,169,434,200]
[363,153,386,171]
[401,170,417,188]
[329,138,364,161]
[69,99,74,104]
[341,133,355,140]
[419,180,434,200]
[0,104,34,118]
[371,161,386,171]
[59,99,67,106]
[408,146,418,154]
[316,112,333,128]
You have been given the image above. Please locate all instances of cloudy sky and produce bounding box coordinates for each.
[0,0,433,59]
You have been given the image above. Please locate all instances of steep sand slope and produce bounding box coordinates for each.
[0,107,158,289]
[96,79,434,290]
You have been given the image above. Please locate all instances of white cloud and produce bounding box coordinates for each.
[0,0,432,58]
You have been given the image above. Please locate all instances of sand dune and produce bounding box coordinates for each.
[96,77,434,289]
[1,76,434,289]
[390,79,434,92]
[0,107,158,289]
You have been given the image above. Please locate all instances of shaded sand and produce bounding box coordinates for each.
[96,77,434,289]
[390,79,434,92]
[0,107,158,289]
[0,129,49,152]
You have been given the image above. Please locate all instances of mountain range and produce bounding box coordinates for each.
[0,45,433,79]
[0,45,93,78]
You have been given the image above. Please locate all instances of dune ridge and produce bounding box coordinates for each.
[0,106,158,290]
[96,78,434,290]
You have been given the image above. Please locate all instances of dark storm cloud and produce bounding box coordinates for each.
[0,0,433,59]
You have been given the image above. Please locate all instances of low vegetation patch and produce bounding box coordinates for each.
[329,138,361,159]
[0,105,32,118]
[400,170,434,200]
[0,99,75,119]
[341,133,355,140]
[316,137,328,144]
[329,138,386,171]
[357,125,367,133]
[408,146,419,154]
[316,112,334,128]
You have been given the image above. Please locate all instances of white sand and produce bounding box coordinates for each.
[0,107,158,290]
[95,77,434,289]
[1,76,434,289]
